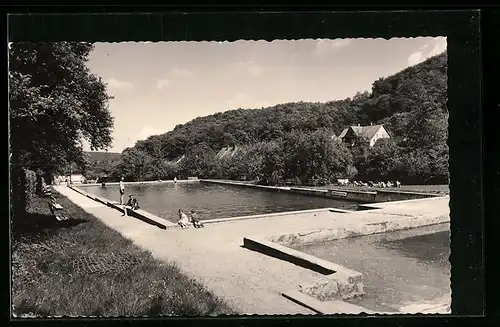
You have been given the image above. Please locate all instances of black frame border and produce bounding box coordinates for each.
[6,8,485,326]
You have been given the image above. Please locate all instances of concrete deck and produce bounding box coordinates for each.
[54,185,450,315]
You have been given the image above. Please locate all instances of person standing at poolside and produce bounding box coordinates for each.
[119,177,125,205]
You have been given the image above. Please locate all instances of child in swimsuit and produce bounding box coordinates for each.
[178,209,189,229]
[190,209,204,228]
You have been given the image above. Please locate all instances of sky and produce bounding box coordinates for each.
[85,37,447,153]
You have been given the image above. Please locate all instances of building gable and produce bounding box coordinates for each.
[339,124,391,147]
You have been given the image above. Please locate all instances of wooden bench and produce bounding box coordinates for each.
[48,202,69,222]
[41,185,52,197]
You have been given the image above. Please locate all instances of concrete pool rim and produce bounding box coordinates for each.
[68,184,359,229]
[67,180,449,230]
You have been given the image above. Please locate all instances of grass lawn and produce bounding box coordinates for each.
[11,192,235,317]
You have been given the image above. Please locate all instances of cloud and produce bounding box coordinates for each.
[407,38,447,66]
[419,44,430,50]
[235,60,264,77]
[138,126,168,140]
[169,68,195,78]
[407,52,424,66]
[156,79,172,90]
[225,92,271,109]
[247,64,264,77]
[427,38,447,57]
[313,39,352,56]
[106,78,133,90]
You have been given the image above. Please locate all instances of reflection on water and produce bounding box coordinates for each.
[83,182,358,222]
[292,224,451,312]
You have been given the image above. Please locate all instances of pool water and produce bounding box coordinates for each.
[291,224,451,313]
[81,182,359,222]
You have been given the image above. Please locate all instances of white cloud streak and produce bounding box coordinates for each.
[313,39,352,56]
[407,38,447,66]
[138,126,168,140]
[106,78,134,90]
[169,68,195,78]
[156,79,172,90]
[235,60,264,77]
[225,92,271,109]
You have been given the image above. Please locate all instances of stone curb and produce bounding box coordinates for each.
[243,236,364,300]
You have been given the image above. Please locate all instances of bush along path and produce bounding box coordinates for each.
[11,192,235,317]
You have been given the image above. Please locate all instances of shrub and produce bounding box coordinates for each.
[24,169,37,208]
[10,167,37,226]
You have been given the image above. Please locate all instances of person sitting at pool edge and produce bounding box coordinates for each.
[178,209,190,229]
[123,194,140,216]
[190,209,204,228]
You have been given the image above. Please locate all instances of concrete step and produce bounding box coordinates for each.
[282,290,374,314]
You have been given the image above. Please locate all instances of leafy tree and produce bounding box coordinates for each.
[84,158,119,181]
[282,130,353,185]
[177,143,217,179]
[9,42,114,179]
[260,140,286,185]
[361,139,401,181]
[115,148,153,181]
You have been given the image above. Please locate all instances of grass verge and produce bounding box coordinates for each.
[11,192,236,317]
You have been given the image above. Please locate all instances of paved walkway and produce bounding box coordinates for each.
[55,185,450,315]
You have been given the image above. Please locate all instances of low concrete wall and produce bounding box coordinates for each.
[327,188,377,203]
[270,214,450,247]
[202,179,438,205]
[76,179,200,187]
[289,187,329,197]
[203,180,369,203]
[203,207,351,225]
[244,237,334,275]
[106,202,171,229]
[70,184,354,228]
[243,237,364,300]
[202,179,292,193]
[68,186,175,229]
[374,189,437,202]
[282,290,374,314]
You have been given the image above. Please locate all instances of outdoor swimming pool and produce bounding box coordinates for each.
[81,182,360,222]
[291,223,451,313]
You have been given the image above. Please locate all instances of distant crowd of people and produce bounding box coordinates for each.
[338,179,402,188]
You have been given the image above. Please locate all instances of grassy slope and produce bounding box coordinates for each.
[11,193,235,317]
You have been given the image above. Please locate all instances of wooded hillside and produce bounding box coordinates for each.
[110,51,448,185]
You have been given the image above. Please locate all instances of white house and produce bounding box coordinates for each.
[338,124,391,147]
